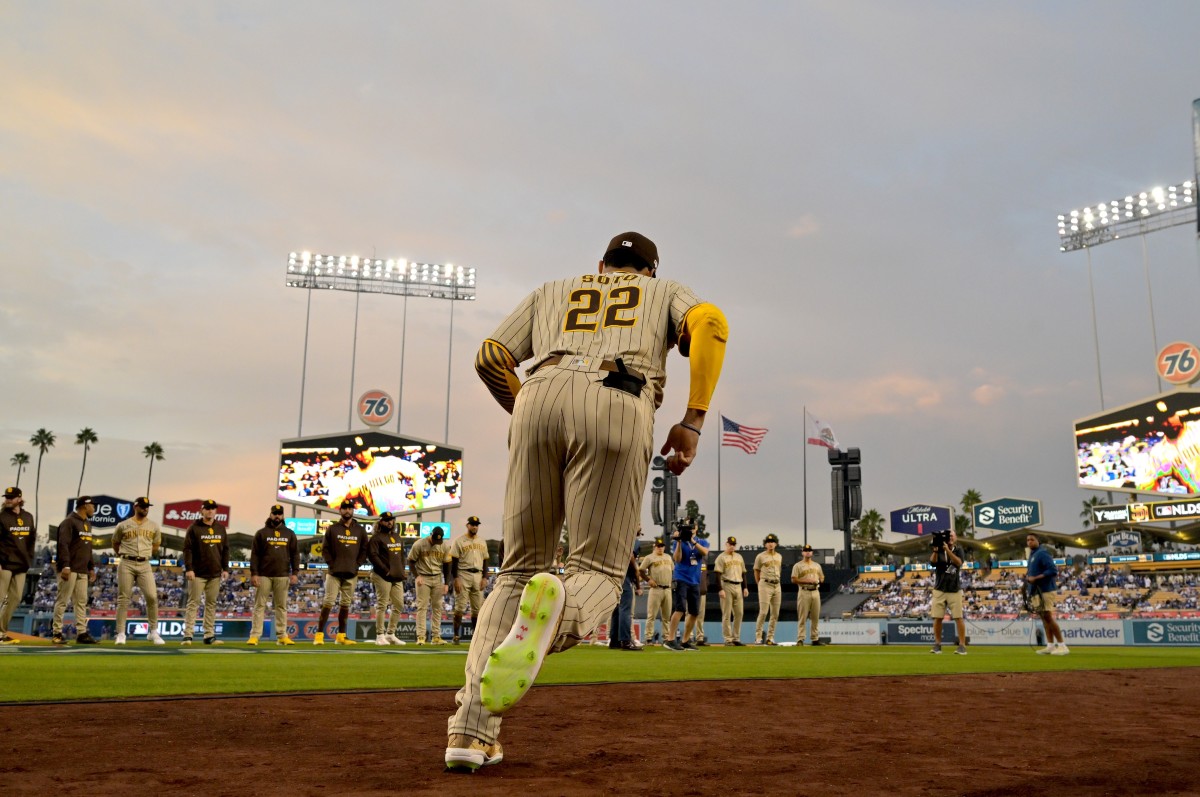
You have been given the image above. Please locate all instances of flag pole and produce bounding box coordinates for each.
[717,412,722,540]
[803,406,809,546]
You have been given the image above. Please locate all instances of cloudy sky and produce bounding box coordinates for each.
[4,2,1200,554]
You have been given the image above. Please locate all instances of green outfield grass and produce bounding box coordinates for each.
[2,643,1199,703]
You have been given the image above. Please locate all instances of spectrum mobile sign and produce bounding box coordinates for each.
[972,497,1042,533]
[889,504,953,536]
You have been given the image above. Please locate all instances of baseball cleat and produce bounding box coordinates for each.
[246,637,259,646]
[180,637,193,646]
[203,637,223,646]
[431,637,447,646]
[0,635,19,645]
[335,633,356,645]
[115,633,127,646]
[444,734,504,773]
[313,632,325,646]
[148,631,165,645]
[374,636,390,646]
[52,634,66,645]
[277,636,295,646]
[479,572,564,715]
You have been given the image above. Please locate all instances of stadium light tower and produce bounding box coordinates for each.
[286,251,477,439]
[1056,181,1196,403]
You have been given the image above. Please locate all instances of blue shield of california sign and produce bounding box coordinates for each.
[889,504,954,536]
[972,497,1042,533]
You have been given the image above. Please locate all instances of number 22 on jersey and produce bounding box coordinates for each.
[563,285,642,333]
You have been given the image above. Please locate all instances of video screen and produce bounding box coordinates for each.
[278,431,463,517]
[1075,390,1200,496]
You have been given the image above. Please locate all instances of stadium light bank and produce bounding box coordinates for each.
[286,251,477,453]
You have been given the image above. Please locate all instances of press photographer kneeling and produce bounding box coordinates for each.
[929,529,967,655]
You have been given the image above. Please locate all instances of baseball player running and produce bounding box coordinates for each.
[110,497,164,645]
[445,231,728,771]
[450,516,489,643]
[248,504,299,645]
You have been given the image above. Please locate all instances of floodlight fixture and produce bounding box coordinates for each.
[1057,181,1195,252]
[285,251,477,300]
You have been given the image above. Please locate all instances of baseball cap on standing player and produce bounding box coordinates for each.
[339,499,356,510]
[134,497,153,508]
[76,496,94,507]
[654,538,664,546]
[763,533,779,544]
[726,536,737,546]
[378,511,395,522]
[3,487,21,499]
[604,232,658,272]
[201,499,218,510]
[802,544,813,552]
[467,516,481,525]
[270,504,284,515]
[430,527,445,542]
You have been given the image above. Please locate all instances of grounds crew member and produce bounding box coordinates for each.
[714,536,748,645]
[367,511,407,645]
[183,499,230,645]
[791,543,824,646]
[638,538,673,644]
[316,500,368,645]
[408,526,451,644]
[110,496,164,645]
[0,487,36,644]
[753,533,783,645]
[52,497,98,644]
[248,504,299,646]
[449,516,489,643]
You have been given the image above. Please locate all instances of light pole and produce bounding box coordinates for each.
[286,251,477,446]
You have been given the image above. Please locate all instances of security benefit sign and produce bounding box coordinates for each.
[1131,619,1200,646]
[972,497,1042,533]
[889,504,953,536]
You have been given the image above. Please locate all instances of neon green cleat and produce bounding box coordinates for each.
[479,572,564,715]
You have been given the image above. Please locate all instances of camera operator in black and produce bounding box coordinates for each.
[929,529,967,655]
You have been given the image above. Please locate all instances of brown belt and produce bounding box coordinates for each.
[534,355,645,382]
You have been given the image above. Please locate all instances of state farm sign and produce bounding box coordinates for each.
[162,499,232,530]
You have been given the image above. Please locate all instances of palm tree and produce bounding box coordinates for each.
[958,488,983,539]
[1080,495,1107,529]
[30,428,56,540]
[10,452,30,487]
[853,508,886,563]
[143,442,165,497]
[74,427,98,496]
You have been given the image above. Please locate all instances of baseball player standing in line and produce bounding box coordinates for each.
[637,538,673,644]
[182,499,229,646]
[408,527,452,644]
[0,487,36,644]
[248,504,299,646]
[110,497,165,645]
[450,516,489,644]
[714,536,748,646]
[689,559,709,646]
[52,497,98,644]
[446,231,727,771]
[315,501,367,645]
[790,543,824,646]
[753,533,783,645]
[367,511,407,645]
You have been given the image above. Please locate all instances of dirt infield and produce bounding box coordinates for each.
[2,669,1198,796]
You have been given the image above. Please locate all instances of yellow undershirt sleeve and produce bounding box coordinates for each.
[679,302,728,411]
[475,338,522,414]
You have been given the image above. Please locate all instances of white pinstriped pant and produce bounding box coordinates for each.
[449,366,654,743]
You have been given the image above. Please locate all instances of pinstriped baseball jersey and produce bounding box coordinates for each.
[487,273,703,408]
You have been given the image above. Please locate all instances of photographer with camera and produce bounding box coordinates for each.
[928,528,967,655]
[663,518,708,651]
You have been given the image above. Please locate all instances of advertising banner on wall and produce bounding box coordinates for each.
[163,499,232,531]
[820,620,884,645]
[66,495,134,530]
[1059,620,1125,646]
[889,505,954,536]
[1131,619,1200,645]
[973,497,1042,533]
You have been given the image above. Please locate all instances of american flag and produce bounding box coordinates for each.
[721,415,768,454]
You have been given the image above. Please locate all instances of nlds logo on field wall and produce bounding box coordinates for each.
[163,499,232,530]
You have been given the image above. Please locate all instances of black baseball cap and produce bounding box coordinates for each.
[379,511,396,521]
[201,499,219,510]
[3,487,21,499]
[764,533,779,544]
[135,497,153,508]
[339,499,356,510]
[654,538,664,546]
[430,527,445,541]
[604,231,658,271]
[77,496,94,507]
[270,504,284,514]
[802,544,813,552]
[467,515,481,525]
[726,536,737,545]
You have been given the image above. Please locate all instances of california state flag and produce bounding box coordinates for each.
[806,413,839,449]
